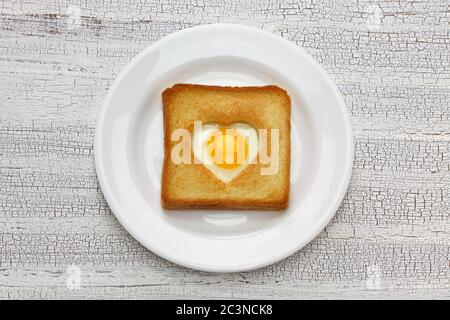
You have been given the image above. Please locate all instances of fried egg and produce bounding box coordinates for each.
[193,123,258,183]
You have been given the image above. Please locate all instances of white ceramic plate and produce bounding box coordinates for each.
[95,24,353,272]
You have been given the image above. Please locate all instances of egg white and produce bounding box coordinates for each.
[192,123,258,183]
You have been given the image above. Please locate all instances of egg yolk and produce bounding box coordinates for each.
[207,128,249,169]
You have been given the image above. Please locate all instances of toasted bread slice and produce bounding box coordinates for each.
[161,84,291,210]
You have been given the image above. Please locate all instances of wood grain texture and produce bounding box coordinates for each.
[0,0,449,299]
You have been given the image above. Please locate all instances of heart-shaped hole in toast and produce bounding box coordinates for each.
[192,123,259,183]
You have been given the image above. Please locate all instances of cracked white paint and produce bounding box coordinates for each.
[0,0,449,299]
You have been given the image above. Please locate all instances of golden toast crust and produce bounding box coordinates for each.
[161,84,291,210]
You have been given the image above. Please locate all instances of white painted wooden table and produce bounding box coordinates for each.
[0,0,449,299]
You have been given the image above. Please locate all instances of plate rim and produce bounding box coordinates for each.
[94,23,354,272]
